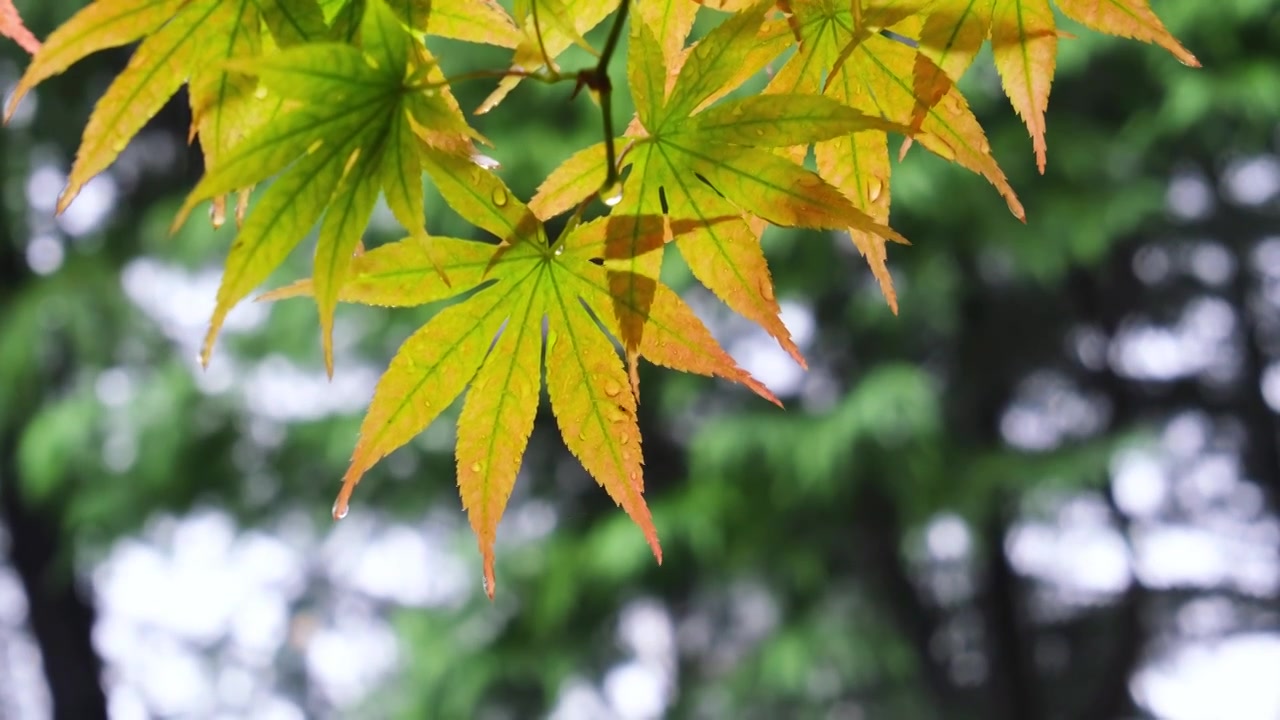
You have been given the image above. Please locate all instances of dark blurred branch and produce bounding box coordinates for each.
[979,501,1038,720]
[1225,237,1280,500]
[853,479,952,718]
[0,436,108,720]
[0,135,108,720]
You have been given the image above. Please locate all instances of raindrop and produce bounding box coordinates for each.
[481,574,491,596]
[758,278,776,302]
[470,461,482,473]
[471,153,501,169]
[332,499,349,520]
[111,139,127,153]
[209,202,226,229]
[868,177,884,203]
[601,181,623,207]
[491,186,509,207]
[604,380,622,397]
[554,245,565,256]
[620,435,630,445]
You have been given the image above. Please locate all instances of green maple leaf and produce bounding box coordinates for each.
[174,0,476,373]
[4,0,286,217]
[262,148,775,596]
[540,2,909,372]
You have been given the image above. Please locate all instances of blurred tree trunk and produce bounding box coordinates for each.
[0,196,108,719]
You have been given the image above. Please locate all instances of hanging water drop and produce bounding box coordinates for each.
[209,201,226,229]
[332,498,349,520]
[601,180,623,207]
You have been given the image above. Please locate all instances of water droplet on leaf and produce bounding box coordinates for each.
[470,462,482,474]
[554,245,565,256]
[491,187,508,207]
[604,380,621,397]
[868,177,884,203]
[758,278,776,302]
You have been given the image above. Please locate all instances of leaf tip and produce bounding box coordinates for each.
[332,466,362,521]
[482,553,497,600]
[54,188,78,216]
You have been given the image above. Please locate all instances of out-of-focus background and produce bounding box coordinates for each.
[2,2,1280,718]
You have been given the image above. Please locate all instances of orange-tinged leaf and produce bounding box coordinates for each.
[477,0,615,113]
[629,16,668,130]
[1054,0,1198,67]
[558,216,778,405]
[771,1,1024,219]
[633,0,698,73]
[662,186,806,369]
[421,0,521,47]
[335,278,522,521]
[914,0,994,85]
[599,155,672,392]
[816,130,899,311]
[59,0,219,213]
[991,0,1056,173]
[660,1,778,129]
[5,0,185,121]
[545,271,661,566]
[671,141,908,241]
[530,140,612,219]
[681,94,909,147]
[0,0,39,54]
[455,286,543,598]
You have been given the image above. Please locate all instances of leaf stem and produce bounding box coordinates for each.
[595,0,630,197]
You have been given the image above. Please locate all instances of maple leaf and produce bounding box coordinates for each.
[3,0,288,216]
[383,0,522,47]
[476,0,618,113]
[758,0,1023,311]
[262,149,774,596]
[576,3,910,372]
[173,0,475,373]
[0,0,39,54]
[902,0,1198,172]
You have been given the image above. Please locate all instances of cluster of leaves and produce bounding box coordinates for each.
[2,0,1195,594]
